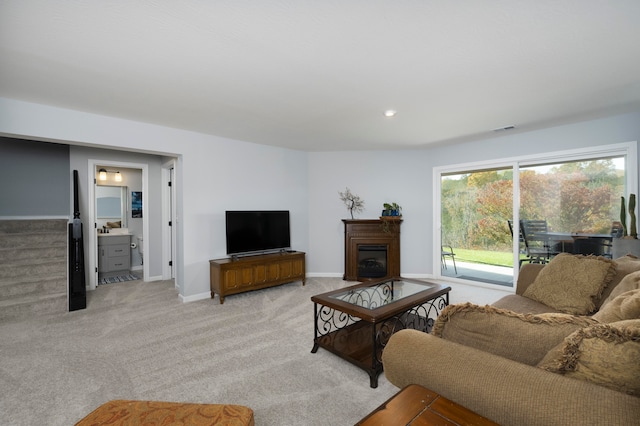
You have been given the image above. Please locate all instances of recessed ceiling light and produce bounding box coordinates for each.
[384,110,397,117]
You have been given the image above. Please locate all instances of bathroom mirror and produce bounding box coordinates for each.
[96,185,128,227]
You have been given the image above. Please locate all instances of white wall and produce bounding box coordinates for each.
[0,97,309,300]
[307,111,640,277]
[307,151,433,277]
[2,97,639,298]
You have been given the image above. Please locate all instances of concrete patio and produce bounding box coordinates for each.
[441,259,515,287]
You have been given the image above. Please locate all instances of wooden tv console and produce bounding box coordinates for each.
[209,251,306,304]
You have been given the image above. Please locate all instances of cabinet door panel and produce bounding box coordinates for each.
[239,267,254,287]
[253,264,267,284]
[279,261,292,278]
[223,270,240,289]
[267,263,280,280]
[292,259,304,276]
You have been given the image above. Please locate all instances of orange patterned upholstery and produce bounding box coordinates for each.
[75,400,255,426]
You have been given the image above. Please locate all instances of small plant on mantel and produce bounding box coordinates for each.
[381,202,402,217]
[339,187,365,219]
[381,202,402,233]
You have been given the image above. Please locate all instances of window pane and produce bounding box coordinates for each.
[520,157,624,234]
[441,168,514,286]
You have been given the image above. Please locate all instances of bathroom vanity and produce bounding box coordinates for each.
[98,234,131,277]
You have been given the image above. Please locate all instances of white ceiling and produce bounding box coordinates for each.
[2,1,640,151]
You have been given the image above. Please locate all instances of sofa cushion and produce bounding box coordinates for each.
[491,294,560,314]
[592,289,640,323]
[538,320,640,396]
[599,255,640,307]
[522,253,615,314]
[432,303,598,366]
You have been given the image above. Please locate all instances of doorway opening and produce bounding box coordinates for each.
[87,160,149,290]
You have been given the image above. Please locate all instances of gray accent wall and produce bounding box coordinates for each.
[0,137,70,217]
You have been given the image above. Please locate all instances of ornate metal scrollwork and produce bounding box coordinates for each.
[374,294,449,362]
[316,305,355,336]
[332,282,393,309]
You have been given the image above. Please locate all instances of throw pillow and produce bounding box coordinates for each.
[600,269,640,307]
[522,253,615,314]
[538,320,640,395]
[432,303,598,366]
[592,289,640,323]
[599,255,640,306]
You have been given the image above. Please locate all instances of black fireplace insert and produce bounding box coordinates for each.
[357,245,387,278]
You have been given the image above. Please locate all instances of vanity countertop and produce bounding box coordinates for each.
[98,232,132,236]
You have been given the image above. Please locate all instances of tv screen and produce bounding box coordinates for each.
[225,210,291,255]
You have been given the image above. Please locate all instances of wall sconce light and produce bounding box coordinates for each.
[98,168,122,182]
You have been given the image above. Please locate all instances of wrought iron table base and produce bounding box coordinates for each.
[311,294,449,388]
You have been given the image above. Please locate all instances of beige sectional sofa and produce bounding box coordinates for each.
[382,254,640,426]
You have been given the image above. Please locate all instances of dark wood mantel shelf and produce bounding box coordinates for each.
[342,219,401,281]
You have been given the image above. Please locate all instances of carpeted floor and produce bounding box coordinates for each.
[0,277,403,425]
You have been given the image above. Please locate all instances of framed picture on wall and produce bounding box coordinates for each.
[132,191,142,218]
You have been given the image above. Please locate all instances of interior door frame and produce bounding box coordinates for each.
[162,159,177,281]
[87,159,149,290]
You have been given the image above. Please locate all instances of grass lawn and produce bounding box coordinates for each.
[451,248,521,267]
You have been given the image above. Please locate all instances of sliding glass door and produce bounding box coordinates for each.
[436,143,635,288]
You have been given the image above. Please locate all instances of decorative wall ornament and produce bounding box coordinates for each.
[131,191,142,218]
[339,187,365,219]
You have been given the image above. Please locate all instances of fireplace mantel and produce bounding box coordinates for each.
[342,219,401,281]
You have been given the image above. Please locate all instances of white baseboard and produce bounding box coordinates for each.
[306,272,343,278]
[145,275,163,282]
[179,291,211,303]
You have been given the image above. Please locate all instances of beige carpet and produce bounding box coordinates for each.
[1,277,404,425]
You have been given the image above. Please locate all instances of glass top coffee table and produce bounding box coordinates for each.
[311,277,450,388]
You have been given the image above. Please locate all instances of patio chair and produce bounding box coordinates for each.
[508,220,552,265]
[520,219,554,264]
[441,245,457,274]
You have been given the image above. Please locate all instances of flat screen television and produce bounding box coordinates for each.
[225,210,291,256]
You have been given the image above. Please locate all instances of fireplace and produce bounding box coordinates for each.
[343,219,401,281]
[358,245,387,278]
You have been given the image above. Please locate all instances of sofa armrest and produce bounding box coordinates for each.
[382,329,640,426]
[515,263,545,295]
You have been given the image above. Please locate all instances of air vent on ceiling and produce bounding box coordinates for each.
[493,125,516,132]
